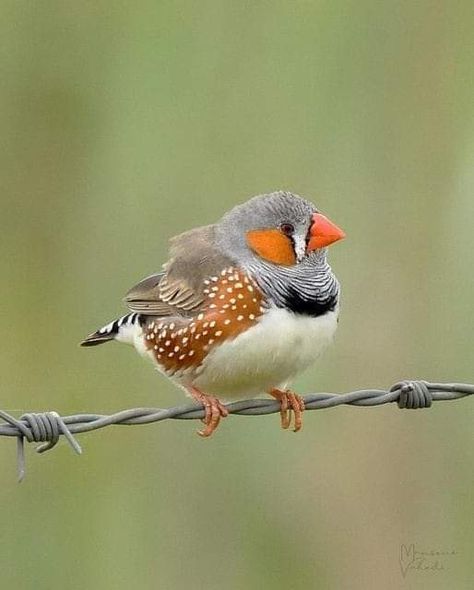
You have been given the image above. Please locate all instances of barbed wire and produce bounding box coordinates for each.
[0,380,472,481]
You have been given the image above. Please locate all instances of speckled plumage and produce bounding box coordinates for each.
[141,267,265,380]
[81,190,345,436]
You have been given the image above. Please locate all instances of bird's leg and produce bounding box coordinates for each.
[269,389,305,432]
[187,386,229,437]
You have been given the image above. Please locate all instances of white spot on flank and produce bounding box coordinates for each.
[224,319,231,325]
[209,303,217,309]
[208,339,214,345]
[211,286,219,292]
[249,314,255,320]
[179,353,186,360]
[237,315,244,321]
[211,276,218,282]
[229,298,236,304]
[247,285,254,292]
[182,337,189,344]
[208,293,216,298]
[168,352,174,358]
[215,330,222,337]
[219,294,225,300]
[203,279,210,285]
[235,282,243,289]
[165,340,171,346]
[209,321,216,328]
[226,287,233,293]
[188,350,195,356]
[169,323,175,330]
[174,346,180,352]
[197,313,204,321]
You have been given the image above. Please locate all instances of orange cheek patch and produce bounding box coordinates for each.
[246,229,296,266]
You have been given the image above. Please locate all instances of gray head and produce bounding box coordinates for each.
[215,190,344,269]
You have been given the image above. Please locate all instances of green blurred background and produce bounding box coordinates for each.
[1,2,473,589]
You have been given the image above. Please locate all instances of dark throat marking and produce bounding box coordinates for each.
[283,285,338,317]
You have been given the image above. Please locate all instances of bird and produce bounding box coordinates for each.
[81,190,345,437]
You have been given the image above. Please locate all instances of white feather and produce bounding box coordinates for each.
[190,306,339,399]
[117,321,147,353]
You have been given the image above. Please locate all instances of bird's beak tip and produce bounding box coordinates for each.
[307,213,345,251]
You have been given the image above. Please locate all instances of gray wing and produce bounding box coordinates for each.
[124,224,235,317]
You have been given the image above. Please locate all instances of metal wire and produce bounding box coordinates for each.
[0,380,472,481]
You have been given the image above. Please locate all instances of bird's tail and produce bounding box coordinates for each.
[80,313,143,347]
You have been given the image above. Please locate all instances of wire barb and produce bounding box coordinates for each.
[392,380,432,409]
[0,380,472,480]
[0,410,82,482]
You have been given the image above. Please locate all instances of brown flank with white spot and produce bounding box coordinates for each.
[143,268,265,374]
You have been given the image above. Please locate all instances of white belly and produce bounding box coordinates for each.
[191,306,339,399]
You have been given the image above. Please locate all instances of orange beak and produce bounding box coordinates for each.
[307,213,345,251]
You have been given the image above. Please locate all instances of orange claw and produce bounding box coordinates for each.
[187,386,229,437]
[270,389,305,432]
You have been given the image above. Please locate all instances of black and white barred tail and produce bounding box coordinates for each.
[81,313,144,347]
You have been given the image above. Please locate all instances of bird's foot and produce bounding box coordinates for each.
[188,386,229,437]
[269,389,305,432]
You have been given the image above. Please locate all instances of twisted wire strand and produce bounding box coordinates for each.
[0,380,472,481]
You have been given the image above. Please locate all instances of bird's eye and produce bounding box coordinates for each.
[280,223,294,236]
